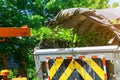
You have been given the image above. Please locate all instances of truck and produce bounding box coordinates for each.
[33,45,120,80]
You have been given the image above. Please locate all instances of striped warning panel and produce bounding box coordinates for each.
[46,55,107,80]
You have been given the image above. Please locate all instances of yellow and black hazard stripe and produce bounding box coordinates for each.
[46,55,107,80]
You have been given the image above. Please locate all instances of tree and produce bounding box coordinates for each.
[45,0,109,17]
[112,2,119,8]
[0,0,110,79]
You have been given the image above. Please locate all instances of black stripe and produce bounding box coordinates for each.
[68,69,84,80]
[75,59,101,80]
[92,58,104,70]
[48,59,71,80]
[48,59,55,69]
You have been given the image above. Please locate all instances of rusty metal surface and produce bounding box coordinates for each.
[47,7,120,45]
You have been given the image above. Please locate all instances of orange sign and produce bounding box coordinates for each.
[0,25,30,37]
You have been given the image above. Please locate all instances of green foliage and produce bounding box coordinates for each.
[31,27,77,48]
[8,70,16,78]
[94,0,109,9]
[28,15,44,28]
[32,27,113,48]
[53,28,73,41]
[45,0,109,16]
[110,19,120,24]
[31,27,52,40]
[112,2,119,8]
[0,0,110,79]
[32,27,75,42]
[0,0,110,27]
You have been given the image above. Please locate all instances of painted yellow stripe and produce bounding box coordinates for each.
[59,60,93,80]
[75,61,93,80]
[59,60,74,80]
[50,59,64,79]
[83,58,104,80]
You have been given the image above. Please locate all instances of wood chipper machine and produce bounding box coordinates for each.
[33,45,120,80]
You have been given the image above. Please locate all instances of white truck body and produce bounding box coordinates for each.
[34,45,120,80]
